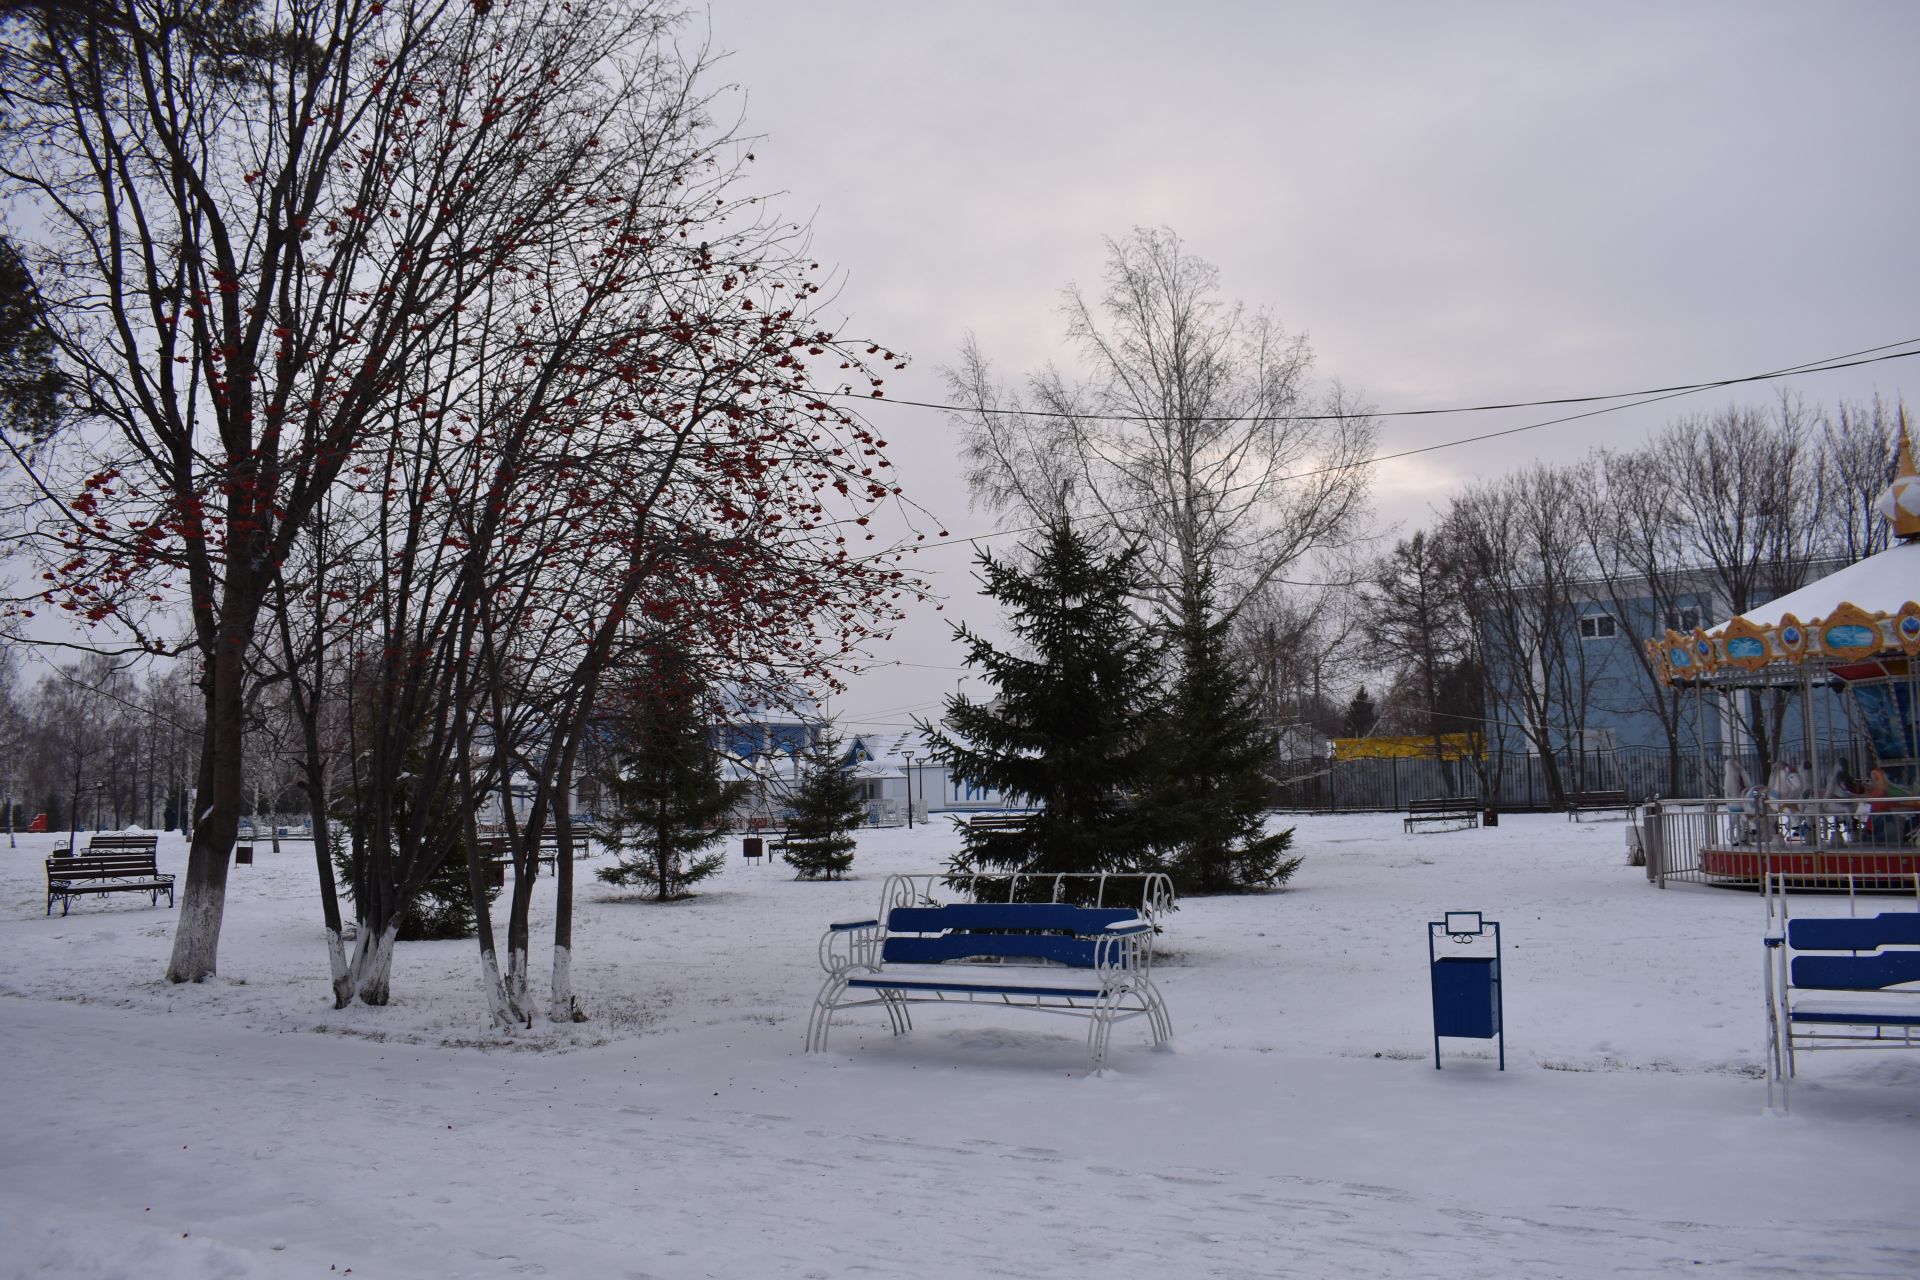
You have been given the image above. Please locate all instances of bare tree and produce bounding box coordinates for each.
[1362,530,1476,791]
[1821,395,1902,562]
[1580,448,1700,796]
[0,647,25,844]
[1656,399,1827,776]
[1442,465,1603,807]
[948,227,1375,622]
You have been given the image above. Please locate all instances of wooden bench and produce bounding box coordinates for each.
[1765,907,1920,1111]
[805,901,1171,1072]
[961,813,1036,834]
[482,835,561,887]
[1404,797,1480,833]
[82,834,160,857]
[45,841,174,916]
[1564,789,1635,821]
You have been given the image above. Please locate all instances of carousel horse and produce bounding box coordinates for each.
[1724,759,1760,846]
[1822,762,1868,844]
[1769,761,1812,843]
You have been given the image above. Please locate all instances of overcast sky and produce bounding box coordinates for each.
[695,1,1920,734]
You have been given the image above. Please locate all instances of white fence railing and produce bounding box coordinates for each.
[878,871,1177,924]
[1643,795,1920,889]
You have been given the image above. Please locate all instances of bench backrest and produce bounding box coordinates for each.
[965,815,1034,830]
[1568,791,1628,803]
[86,835,158,853]
[48,853,162,879]
[882,903,1141,968]
[1787,912,1920,990]
[1409,797,1475,812]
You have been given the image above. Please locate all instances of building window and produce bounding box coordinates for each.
[1667,607,1701,632]
[1578,613,1617,640]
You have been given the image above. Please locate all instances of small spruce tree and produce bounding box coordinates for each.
[593,650,748,901]
[781,729,864,879]
[920,521,1163,880]
[1142,572,1301,893]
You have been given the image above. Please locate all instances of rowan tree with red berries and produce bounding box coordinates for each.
[0,0,936,999]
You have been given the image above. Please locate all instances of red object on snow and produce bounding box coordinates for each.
[26,813,47,832]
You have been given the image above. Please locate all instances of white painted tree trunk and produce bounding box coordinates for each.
[548,945,583,1023]
[504,946,532,1026]
[351,922,399,1006]
[325,927,351,1008]
[167,883,226,983]
[479,949,518,1031]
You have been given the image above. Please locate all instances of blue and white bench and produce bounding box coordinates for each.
[805,902,1171,1072]
[1765,908,1920,1110]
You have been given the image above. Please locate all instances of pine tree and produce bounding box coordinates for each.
[329,780,500,941]
[781,730,863,879]
[593,651,747,901]
[1143,573,1301,893]
[1345,686,1379,737]
[920,522,1163,879]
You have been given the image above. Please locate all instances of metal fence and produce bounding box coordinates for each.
[1269,744,1861,813]
[1642,795,1920,890]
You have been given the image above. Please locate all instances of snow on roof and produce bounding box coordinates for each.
[852,728,935,770]
[1735,539,1920,629]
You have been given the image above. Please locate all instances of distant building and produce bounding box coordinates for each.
[845,729,1024,820]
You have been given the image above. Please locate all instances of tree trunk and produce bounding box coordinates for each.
[167,629,248,982]
[458,741,518,1031]
[350,920,400,1006]
[549,776,581,1023]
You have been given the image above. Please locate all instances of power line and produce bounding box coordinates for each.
[834,339,1919,425]
[858,339,1920,560]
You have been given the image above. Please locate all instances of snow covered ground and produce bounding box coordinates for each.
[1,813,1915,1279]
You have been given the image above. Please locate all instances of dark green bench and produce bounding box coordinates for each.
[46,842,174,916]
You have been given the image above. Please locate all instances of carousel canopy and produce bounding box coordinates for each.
[1738,540,1920,630]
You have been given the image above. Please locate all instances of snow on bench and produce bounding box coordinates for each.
[804,901,1171,1072]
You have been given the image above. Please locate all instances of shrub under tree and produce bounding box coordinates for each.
[781,731,864,880]
[921,521,1163,881]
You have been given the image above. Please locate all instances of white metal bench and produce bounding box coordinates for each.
[805,902,1171,1072]
[1765,884,1920,1111]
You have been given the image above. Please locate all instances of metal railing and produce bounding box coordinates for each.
[877,871,1177,924]
[1644,795,1920,890]
[1271,744,1867,813]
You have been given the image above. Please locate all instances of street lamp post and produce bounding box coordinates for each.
[902,751,916,829]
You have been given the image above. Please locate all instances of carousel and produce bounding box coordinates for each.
[1647,417,1920,885]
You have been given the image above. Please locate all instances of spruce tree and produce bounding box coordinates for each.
[1144,573,1301,893]
[781,730,863,879]
[593,650,747,901]
[920,522,1162,879]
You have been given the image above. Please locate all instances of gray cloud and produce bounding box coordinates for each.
[704,0,1919,726]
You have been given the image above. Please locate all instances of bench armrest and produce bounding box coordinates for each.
[820,920,883,973]
[1094,916,1155,977]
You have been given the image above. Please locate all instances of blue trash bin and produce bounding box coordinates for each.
[1428,911,1504,1070]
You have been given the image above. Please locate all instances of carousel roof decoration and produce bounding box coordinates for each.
[1878,405,1920,539]
[1648,408,1920,685]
